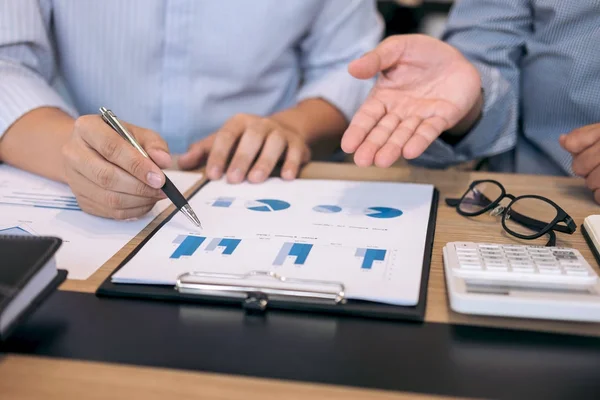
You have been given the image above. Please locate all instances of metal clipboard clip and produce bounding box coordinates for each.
[175,270,346,312]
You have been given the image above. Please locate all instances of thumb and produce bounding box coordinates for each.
[132,126,172,169]
[348,35,405,79]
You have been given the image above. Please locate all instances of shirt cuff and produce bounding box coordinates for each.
[412,60,517,168]
[0,62,77,138]
[296,67,374,122]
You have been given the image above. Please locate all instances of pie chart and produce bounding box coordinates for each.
[246,199,291,212]
[364,207,403,219]
[313,205,342,214]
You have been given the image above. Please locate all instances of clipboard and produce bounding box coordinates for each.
[96,184,439,322]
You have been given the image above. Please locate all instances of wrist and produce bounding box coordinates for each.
[270,98,348,145]
[446,89,484,138]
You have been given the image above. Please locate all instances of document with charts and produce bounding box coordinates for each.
[112,178,435,306]
[0,165,201,280]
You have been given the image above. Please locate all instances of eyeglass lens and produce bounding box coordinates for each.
[458,181,503,215]
[504,197,558,238]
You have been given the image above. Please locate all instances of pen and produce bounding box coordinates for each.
[99,107,202,228]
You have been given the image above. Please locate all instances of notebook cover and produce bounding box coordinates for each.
[0,236,67,341]
[97,187,439,322]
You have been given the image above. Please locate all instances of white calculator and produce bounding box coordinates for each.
[443,242,600,322]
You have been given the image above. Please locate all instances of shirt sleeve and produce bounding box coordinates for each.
[296,0,384,122]
[411,0,532,169]
[0,0,76,138]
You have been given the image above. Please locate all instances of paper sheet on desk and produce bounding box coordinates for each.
[0,165,201,280]
[112,178,435,306]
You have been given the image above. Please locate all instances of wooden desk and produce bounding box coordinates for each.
[2,162,599,399]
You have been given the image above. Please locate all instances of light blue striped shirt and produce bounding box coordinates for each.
[0,0,382,154]
[414,0,600,176]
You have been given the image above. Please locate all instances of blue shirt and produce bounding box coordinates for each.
[415,0,600,176]
[0,0,382,153]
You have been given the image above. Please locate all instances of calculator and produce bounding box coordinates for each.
[443,242,600,322]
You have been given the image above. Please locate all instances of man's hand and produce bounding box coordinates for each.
[178,114,310,183]
[560,123,600,204]
[341,34,482,168]
[62,115,172,219]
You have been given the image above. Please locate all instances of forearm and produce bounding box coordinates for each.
[0,107,74,182]
[270,98,348,145]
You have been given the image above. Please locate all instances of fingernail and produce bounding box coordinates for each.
[146,172,164,188]
[282,169,294,180]
[250,170,265,181]
[209,166,221,179]
[230,168,243,182]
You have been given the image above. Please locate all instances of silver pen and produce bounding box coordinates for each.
[99,107,202,228]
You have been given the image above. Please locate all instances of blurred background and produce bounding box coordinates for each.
[377,0,452,38]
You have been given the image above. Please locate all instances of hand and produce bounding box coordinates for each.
[560,123,600,204]
[178,114,310,183]
[61,115,172,219]
[341,34,482,167]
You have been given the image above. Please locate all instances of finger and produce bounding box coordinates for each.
[65,140,165,198]
[403,116,449,160]
[572,142,600,177]
[375,116,422,168]
[75,116,165,189]
[69,168,162,210]
[341,98,386,155]
[129,123,172,169]
[206,116,247,180]
[77,194,155,220]
[281,141,308,180]
[248,132,287,183]
[226,120,269,183]
[178,139,212,170]
[586,166,600,191]
[354,113,401,168]
[348,36,407,79]
[560,124,600,155]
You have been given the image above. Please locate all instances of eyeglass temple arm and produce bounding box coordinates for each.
[445,197,573,234]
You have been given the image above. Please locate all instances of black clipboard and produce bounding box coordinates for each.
[97,182,439,322]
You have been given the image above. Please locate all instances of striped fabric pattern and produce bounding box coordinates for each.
[414,0,600,176]
[0,0,383,154]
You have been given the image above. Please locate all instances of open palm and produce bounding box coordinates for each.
[341,35,481,168]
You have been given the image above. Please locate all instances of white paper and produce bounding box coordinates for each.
[112,178,434,306]
[0,165,201,280]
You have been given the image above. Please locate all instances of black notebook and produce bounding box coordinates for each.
[0,235,67,340]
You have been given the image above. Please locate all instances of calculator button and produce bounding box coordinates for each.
[538,268,562,275]
[536,263,559,269]
[479,244,500,249]
[459,263,482,270]
[512,266,535,273]
[485,264,508,271]
[566,269,590,276]
[559,260,582,267]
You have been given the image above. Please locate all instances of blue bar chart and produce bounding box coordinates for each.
[170,236,206,259]
[0,191,81,211]
[273,242,313,266]
[205,238,241,255]
[212,197,235,208]
[355,248,387,269]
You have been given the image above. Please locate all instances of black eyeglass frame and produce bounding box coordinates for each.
[446,179,576,246]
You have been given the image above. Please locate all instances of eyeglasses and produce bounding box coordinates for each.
[446,180,576,246]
